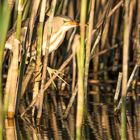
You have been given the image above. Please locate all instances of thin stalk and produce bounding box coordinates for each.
[62,0,69,15]
[50,103,59,140]
[31,0,44,118]
[16,0,24,39]
[15,26,28,115]
[114,72,122,107]
[121,0,130,139]
[36,0,57,121]
[84,1,94,139]
[84,0,94,99]
[28,0,41,44]
[22,0,31,20]
[20,62,35,97]
[116,65,139,111]
[33,22,43,116]
[63,85,78,119]
[35,0,47,121]
[76,0,87,139]
[14,0,19,22]
[7,0,24,119]
[0,0,12,138]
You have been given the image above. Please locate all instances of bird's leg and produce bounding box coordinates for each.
[47,67,68,87]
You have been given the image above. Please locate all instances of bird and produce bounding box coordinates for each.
[5,15,78,56]
[42,15,78,55]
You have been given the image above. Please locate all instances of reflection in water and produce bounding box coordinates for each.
[101,105,112,140]
[5,99,140,140]
[4,102,138,140]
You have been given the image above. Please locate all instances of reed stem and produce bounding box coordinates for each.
[121,0,130,139]
[76,0,87,139]
[0,0,13,138]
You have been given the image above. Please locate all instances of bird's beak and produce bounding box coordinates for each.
[66,21,79,27]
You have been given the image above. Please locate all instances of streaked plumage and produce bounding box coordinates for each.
[42,16,78,55]
[5,16,78,55]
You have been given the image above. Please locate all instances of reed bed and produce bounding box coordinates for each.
[0,0,140,140]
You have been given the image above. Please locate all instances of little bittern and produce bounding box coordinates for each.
[42,15,78,55]
[5,16,78,55]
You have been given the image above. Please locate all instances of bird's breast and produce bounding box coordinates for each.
[42,30,66,55]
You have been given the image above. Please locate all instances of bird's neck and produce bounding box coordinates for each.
[42,29,66,55]
[48,29,66,53]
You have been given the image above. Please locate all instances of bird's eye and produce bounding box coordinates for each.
[63,20,68,25]
[64,20,70,23]
[63,20,72,25]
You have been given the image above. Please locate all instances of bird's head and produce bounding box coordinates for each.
[52,16,79,32]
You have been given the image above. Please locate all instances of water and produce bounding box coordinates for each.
[4,96,140,140]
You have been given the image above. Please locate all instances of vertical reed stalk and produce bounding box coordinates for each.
[76,0,87,139]
[84,0,94,100]
[7,0,24,119]
[15,27,27,115]
[136,1,140,136]
[28,0,41,44]
[35,0,47,121]
[37,0,57,121]
[84,1,94,139]
[121,0,130,139]
[33,11,43,118]
[16,0,24,39]
[14,0,19,21]
[22,0,31,20]
[0,0,13,138]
